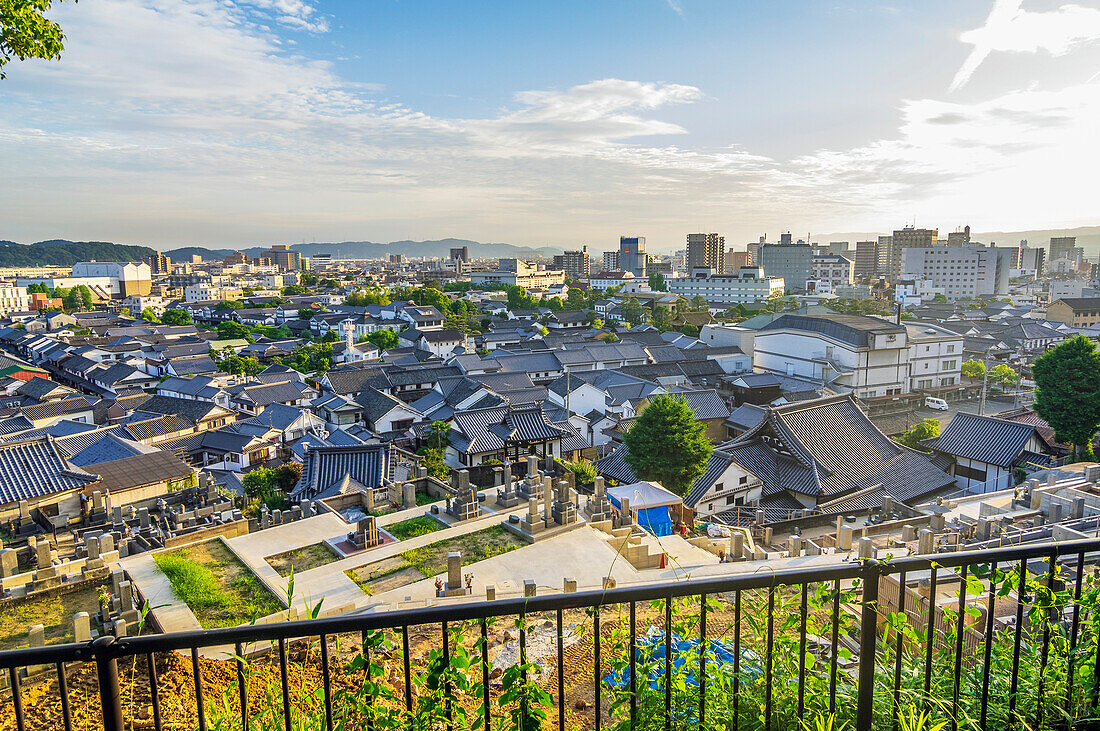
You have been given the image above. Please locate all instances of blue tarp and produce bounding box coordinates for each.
[602,626,761,692]
[635,505,673,536]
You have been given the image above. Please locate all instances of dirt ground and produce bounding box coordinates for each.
[0,584,108,652]
[265,543,341,577]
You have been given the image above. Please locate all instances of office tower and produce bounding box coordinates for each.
[947,225,971,245]
[887,227,938,279]
[1018,241,1045,275]
[853,241,878,279]
[449,246,469,263]
[724,247,749,274]
[1050,236,1077,262]
[875,235,892,277]
[262,244,301,271]
[827,241,850,256]
[603,250,620,272]
[760,241,813,293]
[553,246,591,279]
[389,253,404,264]
[223,251,248,266]
[145,251,171,274]
[618,236,647,277]
[902,244,1013,300]
[747,237,764,266]
[686,233,724,271]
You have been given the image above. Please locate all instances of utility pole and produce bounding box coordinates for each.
[978,356,989,416]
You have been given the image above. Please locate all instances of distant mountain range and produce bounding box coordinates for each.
[0,237,558,267]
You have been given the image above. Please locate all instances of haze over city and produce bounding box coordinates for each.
[2,0,1099,250]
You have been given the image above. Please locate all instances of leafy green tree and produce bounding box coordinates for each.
[0,0,65,79]
[139,307,159,323]
[679,324,700,337]
[623,394,713,496]
[321,330,340,343]
[505,285,538,311]
[898,418,941,451]
[282,285,305,296]
[651,305,671,329]
[217,320,251,340]
[275,462,302,492]
[989,363,1019,388]
[298,273,318,286]
[416,447,450,481]
[932,293,948,304]
[25,282,48,294]
[558,459,597,487]
[161,309,193,326]
[565,287,589,310]
[961,359,985,380]
[1033,335,1100,458]
[423,420,451,450]
[619,296,645,326]
[218,354,263,376]
[215,299,244,310]
[648,271,667,291]
[298,307,315,320]
[691,295,709,311]
[345,288,390,307]
[367,329,398,350]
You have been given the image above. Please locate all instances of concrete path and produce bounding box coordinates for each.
[121,552,203,634]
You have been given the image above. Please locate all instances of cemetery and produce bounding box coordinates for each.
[265,542,342,577]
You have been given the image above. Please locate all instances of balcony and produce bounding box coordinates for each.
[1,538,1098,730]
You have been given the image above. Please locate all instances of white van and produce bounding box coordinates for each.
[924,397,949,411]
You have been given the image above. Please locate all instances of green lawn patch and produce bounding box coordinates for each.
[265,542,341,577]
[385,516,445,541]
[0,584,108,652]
[154,541,282,628]
[345,525,523,595]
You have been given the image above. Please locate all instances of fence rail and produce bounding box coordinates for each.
[3,538,1100,731]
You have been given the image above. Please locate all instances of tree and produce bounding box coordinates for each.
[298,273,318,286]
[961,359,985,381]
[214,299,244,310]
[242,467,285,512]
[898,418,941,451]
[367,329,398,350]
[558,459,597,488]
[139,307,159,323]
[321,330,340,343]
[416,447,450,481]
[648,271,667,292]
[651,305,671,329]
[275,462,302,492]
[680,324,700,337]
[690,295,709,311]
[217,321,251,340]
[218,354,263,376]
[932,293,948,304]
[1033,335,1100,458]
[345,288,390,307]
[619,296,645,326]
[423,420,450,451]
[298,307,316,320]
[25,282,48,294]
[989,363,1019,388]
[623,394,713,496]
[282,285,306,296]
[0,0,65,79]
[161,309,193,326]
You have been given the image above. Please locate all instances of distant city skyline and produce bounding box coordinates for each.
[1,0,1099,249]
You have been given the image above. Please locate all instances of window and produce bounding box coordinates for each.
[739,475,748,485]
[943,360,956,370]
[947,344,955,353]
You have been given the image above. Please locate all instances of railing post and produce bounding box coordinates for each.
[93,636,124,731]
[856,558,880,731]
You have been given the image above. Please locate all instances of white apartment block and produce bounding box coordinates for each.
[812,254,854,289]
[469,259,565,288]
[906,323,963,391]
[901,245,1012,301]
[667,267,784,306]
[0,285,30,315]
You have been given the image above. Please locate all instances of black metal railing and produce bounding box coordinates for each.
[3,538,1100,731]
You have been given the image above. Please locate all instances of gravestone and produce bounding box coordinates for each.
[584,476,612,522]
[857,537,874,560]
[447,470,480,522]
[0,549,17,578]
[563,578,577,593]
[438,552,467,597]
[348,516,381,550]
[788,536,802,558]
[485,584,497,601]
[27,625,47,674]
[729,532,744,560]
[524,579,536,597]
[138,507,150,529]
[551,480,577,526]
[837,525,854,550]
[73,612,91,643]
[917,529,934,555]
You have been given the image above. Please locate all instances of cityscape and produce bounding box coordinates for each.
[2,2,1100,731]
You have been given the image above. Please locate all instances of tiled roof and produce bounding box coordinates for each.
[21,397,94,422]
[68,433,159,467]
[123,414,194,441]
[928,412,1040,468]
[0,436,99,505]
[758,314,905,347]
[86,450,193,492]
[124,394,227,424]
[291,443,390,499]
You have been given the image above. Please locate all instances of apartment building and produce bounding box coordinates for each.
[853,241,878,279]
[470,259,565,288]
[901,245,1012,301]
[811,254,854,290]
[759,242,812,293]
[686,233,724,271]
[906,323,963,391]
[552,247,591,280]
[1047,298,1100,327]
[0,284,30,316]
[667,267,784,305]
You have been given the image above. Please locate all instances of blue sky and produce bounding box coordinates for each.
[1,0,1098,251]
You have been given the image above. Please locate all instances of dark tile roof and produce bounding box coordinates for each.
[21,397,95,422]
[291,443,391,499]
[86,450,193,492]
[928,412,1041,468]
[0,436,100,505]
[124,394,227,425]
[123,414,194,441]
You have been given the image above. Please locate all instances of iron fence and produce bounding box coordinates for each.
[2,538,1100,730]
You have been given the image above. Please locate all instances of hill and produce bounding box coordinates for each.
[288,238,558,260]
[163,246,236,262]
[0,240,155,267]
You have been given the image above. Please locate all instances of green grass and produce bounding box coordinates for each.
[154,541,283,628]
[0,585,107,652]
[265,542,340,577]
[345,524,523,595]
[385,516,445,541]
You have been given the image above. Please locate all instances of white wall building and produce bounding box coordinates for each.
[901,245,1012,301]
[667,267,784,306]
[0,284,30,315]
[811,254,854,289]
[905,323,963,391]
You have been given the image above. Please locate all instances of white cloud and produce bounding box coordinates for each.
[951,0,1100,90]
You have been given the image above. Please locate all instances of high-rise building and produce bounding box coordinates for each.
[618,236,647,277]
[724,247,749,274]
[760,241,813,293]
[885,227,938,279]
[190,255,202,264]
[262,244,301,271]
[876,235,892,277]
[553,246,591,279]
[1018,241,1045,275]
[602,251,620,272]
[1050,236,1077,262]
[389,253,404,264]
[145,251,171,274]
[223,251,249,266]
[746,238,764,266]
[827,241,850,256]
[947,226,971,245]
[449,246,469,263]
[686,233,724,272]
[901,245,1013,301]
[853,241,878,279]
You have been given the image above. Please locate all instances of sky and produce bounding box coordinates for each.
[1,0,1099,253]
